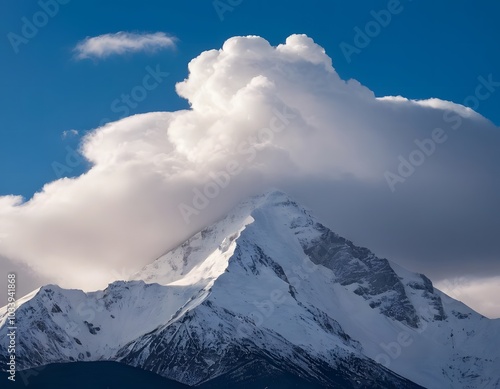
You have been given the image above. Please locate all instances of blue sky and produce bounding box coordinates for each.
[1,0,499,199]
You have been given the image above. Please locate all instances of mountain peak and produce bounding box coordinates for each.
[2,190,499,389]
[131,189,313,287]
[233,189,304,216]
[250,189,295,204]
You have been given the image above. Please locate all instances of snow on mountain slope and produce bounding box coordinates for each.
[113,191,500,388]
[0,280,209,368]
[1,190,499,388]
[117,297,420,388]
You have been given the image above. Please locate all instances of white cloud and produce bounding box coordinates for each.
[74,31,176,60]
[62,129,79,139]
[1,35,499,318]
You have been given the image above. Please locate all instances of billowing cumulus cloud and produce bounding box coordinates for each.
[1,35,499,317]
[74,31,176,60]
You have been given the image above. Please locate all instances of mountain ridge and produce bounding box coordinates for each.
[1,190,499,388]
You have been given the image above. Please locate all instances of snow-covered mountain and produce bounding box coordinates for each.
[1,191,499,388]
